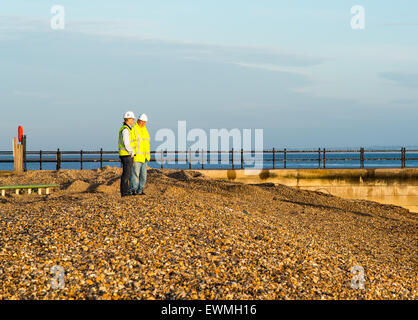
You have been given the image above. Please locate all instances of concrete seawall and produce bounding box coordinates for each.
[194,168,418,213]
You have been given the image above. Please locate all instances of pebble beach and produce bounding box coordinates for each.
[0,167,416,299]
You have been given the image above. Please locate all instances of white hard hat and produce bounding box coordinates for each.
[139,113,148,122]
[124,111,135,119]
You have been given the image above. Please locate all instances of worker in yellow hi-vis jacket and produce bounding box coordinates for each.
[118,111,136,197]
[129,113,150,195]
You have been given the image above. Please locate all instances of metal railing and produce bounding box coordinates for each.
[1,148,418,170]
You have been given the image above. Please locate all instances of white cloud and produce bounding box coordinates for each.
[0,15,327,69]
[379,72,418,88]
[231,62,312,78]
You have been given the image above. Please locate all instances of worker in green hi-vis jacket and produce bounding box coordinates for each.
[118,111,136,197]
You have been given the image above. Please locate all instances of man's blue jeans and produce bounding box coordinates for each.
[130,161,147,194]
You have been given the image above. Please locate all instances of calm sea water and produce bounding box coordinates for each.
[1,148,418,171]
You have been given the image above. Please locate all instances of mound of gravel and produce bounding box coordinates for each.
[65,180,90,193]
[94,180,120,194]
[166,170,192,181]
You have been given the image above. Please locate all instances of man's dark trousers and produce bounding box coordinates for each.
[120,155,133,196]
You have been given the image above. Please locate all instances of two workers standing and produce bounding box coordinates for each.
[118,111,150,197]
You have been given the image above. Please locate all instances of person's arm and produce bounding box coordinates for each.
[134,126,141,152]
[122,128,135,157]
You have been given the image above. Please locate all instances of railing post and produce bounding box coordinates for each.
[360,147,364,169]
[161,149,163,169]
[401,147,403,168]
[202,149,204,169]
[284,148,287,169]
[241,148,243,169]
[23,135,27,172]
[231,148,234,169]
[39,150,42,170]
[323,148,326,169]
[56,148,61,171]
[188,148,191,169]
[80,150,83,170]
[100,148,103,169]
[272,148,275,169]
[318,148,321,169]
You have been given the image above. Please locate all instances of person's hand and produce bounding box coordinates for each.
[131,153,135,158]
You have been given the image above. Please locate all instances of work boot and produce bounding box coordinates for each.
[121,194,133,197]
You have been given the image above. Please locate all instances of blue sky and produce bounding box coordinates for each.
[0,0,417,150]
